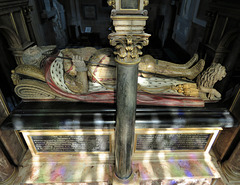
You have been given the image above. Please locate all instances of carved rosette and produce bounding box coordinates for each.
[109,34,150,65]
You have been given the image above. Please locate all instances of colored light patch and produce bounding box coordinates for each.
[178,111,184,116]
[170,180,177,185]
[50,166,65,181]
[169,163,185,177]
[35,164,51,182]
[168,157,175,163]
[184,169,194,177]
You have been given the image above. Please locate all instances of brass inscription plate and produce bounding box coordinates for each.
[31,135,110,153]
[121,0,139,9]
[136,134,211,151]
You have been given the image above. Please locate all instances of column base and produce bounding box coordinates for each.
[113,171,140,185]
[221,162,240,184]
[0,166,18,185]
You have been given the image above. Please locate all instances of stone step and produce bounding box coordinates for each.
[14,152,220,184]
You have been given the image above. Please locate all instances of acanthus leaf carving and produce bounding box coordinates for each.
[109,34,150,64]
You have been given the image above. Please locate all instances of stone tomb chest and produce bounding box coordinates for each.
[1,101,236,183]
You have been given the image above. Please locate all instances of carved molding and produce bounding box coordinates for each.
[109,34,150,64]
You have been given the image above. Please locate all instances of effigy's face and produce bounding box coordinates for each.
[22,46,43,65]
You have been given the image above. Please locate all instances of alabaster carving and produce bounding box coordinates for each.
[139,54,205,80]
[63,55,88,94]
[88,48,116,84]
[11,45,227,102]
[196,63,226,100]
[11,64,45,84]
[14,79,71,100]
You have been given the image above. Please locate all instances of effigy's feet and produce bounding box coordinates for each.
[187,59,205,80]
[185,53,199,69]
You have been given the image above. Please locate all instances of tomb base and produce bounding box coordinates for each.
[1,102,237,184]
[13,150,218,184]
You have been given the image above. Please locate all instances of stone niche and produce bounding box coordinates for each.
[0,0,32,167]
[0,0,34,65]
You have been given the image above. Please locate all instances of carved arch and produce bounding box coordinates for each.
[0,26,22,48]
[213,29,240,64]
[0,26,24,64]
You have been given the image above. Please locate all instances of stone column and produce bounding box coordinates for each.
[0,148,18,183]
[222,141,240,184]
[0,90,18,184]
[108,10,150,182]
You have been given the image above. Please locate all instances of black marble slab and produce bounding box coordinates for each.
[1,101,238,130]
[136,133,211,151]
[32,135,110,153]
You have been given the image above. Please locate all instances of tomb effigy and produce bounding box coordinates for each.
[11,45,226,107]
[0,0,237,184]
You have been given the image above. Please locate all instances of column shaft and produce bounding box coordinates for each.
[115,63,138,178]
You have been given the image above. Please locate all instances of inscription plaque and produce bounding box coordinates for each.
[31,135,110,153]
[136,133,211,151]
[121,0,139,9]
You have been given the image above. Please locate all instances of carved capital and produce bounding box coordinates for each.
[109,34,150,65]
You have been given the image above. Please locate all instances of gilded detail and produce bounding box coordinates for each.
[109,34,149,64]
[143,0,149,7]
[107,0,116,8]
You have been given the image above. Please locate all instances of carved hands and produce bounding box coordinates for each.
[72,55,87,72]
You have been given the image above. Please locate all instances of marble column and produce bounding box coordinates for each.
[222,140,240,183]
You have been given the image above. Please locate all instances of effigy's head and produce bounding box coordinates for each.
[22,45,45,67]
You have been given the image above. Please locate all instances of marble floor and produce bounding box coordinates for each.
[12,151,225,185]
